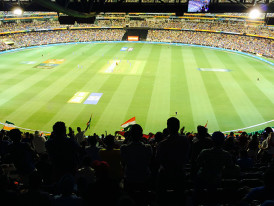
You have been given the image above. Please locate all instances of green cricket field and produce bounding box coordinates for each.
[0,42,273,135]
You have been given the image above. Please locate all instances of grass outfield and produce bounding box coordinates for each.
[0,42,273,134]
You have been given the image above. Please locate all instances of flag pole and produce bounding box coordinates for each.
[85,114,92,131]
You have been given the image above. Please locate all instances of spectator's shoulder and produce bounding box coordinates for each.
[157,138,168,147]
[245,186,265,201]
[200,147,212,155]
[222,148,232,156]
[120,144,128,150]
[174,135,189,144]
[144,143,152,149]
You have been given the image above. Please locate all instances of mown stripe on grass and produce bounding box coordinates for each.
[214,50,266,126]
[226,53,274,120]
[0,45,70,85]
[23,44,116,131]
[38,44,117,131]
[235,55,274,105]
[184,47,220,131]
[169,46,195,131]
[124,44,160,133]
[201,49,245,131]
[0,44,80,118]
[144,44,171,133]
[4,44,112,129]
[193,48,230,131]
[66,43,146,133]
[51,42,137,132]
[69,41,138,132]
[69,74,125,134]
[90,44,148,134]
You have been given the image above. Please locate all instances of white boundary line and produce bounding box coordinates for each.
[1,120,273,135]
[222,120,274,133]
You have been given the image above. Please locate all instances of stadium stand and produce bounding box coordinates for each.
[0,16,273,57]
[1,119,274,206]
[0,13,274,205]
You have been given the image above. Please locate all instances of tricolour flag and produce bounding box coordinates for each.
[3,121,15,131]
[121,117,136,131]
[86,114,92,130]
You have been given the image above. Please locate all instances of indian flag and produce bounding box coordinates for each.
[3,121,15,131]
[121,117,136,131]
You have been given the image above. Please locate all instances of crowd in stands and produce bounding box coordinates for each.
[0,21,68,33]
[147,30,273,58]
[129,20,150,28]
[0,118,274,206]
[97,19,126,27]
[0,19,273,58]
[145,20,274,37]
[0,19,273,38]
[0,41,8,51]
[0,29,125,50]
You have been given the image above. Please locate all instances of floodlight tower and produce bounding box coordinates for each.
[12,0,24,16]
[248,0,263,19]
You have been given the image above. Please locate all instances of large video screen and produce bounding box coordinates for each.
[187,0,210,13]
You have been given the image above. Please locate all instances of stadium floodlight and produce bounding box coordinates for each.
[249,8,261,19]
[13,7,23,16]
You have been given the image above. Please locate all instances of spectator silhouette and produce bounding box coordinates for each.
[99,134,122,182]
[259,129,274,163]
[190,125,213,178]
[0,167,19,205]
[195,131,233,190]
[35,153,53,185]
[247,134,259,162]
[156,117,190,205]
[120,124,152,192]
[85,135,101,163]
[45,122,81,180]
[236,150,254,170]
[75,156,96,198]
[52,173,83,206]
[84,160,121,206]
[242,167,274,203]
[68,127,75,140]
[6,129,36,180]
[32,131,47,155]
[75,127,86,146]
[150,132,164,180]
[0,130,10,159]
[238,132,249,151]
[19,171,51,206]
[223,132,238,161]
[267,132,274,159]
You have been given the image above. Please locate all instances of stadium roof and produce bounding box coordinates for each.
[0,0,274,17]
